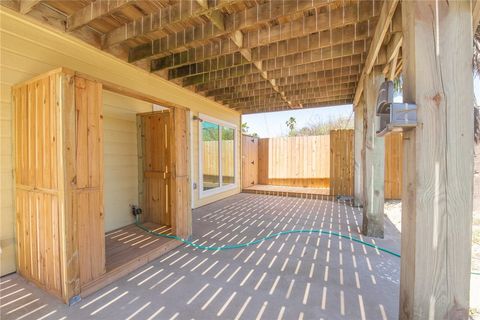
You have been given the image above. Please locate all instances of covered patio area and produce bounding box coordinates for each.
[0,193,400,320]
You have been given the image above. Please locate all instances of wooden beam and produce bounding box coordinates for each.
[399,2,473,318]
[19,2,103,49]
[236,97,353,113]
[160,37,372,80]
[204,79,358,98]
[197,1,295,108]
[174,49,370,85]
[263,40,372,72]
[67,0,134,32]
[246,3,379,48]
[353,0,399,106]
[192,65,363,93]
[19,0,42,14]
[234,94,354,108]
[386,32,402,63]
[128,20,226,62]
[213,82,357,101]
[103,0,235,49]
[361,67,385,238]
[129,0,335,63]
[182,64,259,86]
[150,6,379,72]
[164,52,249,80]
[220,88,355,105]
[387,50,399,81]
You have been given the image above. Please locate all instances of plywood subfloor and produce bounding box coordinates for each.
[243,184,331,197]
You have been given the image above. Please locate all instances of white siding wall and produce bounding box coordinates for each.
[103,92,151,232]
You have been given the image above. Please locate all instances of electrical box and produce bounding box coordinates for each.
[376,80,417,137]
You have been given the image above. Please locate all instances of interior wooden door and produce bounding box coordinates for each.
[242,135,258,188]
[137,111,171,226]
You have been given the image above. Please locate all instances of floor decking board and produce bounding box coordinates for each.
[0,193,400,320]
[105,222,173,272]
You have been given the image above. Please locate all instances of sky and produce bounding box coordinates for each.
[242,76,480,139]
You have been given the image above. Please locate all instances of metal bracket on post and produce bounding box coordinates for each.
[375,81,417,137]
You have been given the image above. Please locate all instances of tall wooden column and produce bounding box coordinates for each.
[362,67,385,238]
[400,2,473,318]
[354,100,364,207]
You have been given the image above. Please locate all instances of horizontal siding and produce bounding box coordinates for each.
[103,92,150,232]
[0,8,241,276]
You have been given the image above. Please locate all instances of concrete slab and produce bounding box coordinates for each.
[0,193,401,320]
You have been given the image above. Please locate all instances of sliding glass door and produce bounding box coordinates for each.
[199,115,237,197]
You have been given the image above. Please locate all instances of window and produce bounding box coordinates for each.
[199,115,237,197]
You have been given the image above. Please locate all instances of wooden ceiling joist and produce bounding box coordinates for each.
[104,0,239,49]
[196,73,360,93]
[182,63,258,86]
[67,0,135,31]
[165,51,249,79]
[128,0,334,63]
[7,0,397,113]
[150,5,379,73]
[216,84,356,103]
[194,65,362,95]
[236,96,354,113]
[245,3,379,48]
[204,79,358,98]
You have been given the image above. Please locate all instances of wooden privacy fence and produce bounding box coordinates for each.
[242,131,403,199]
[202,140,235,178]
[258,135,330,188]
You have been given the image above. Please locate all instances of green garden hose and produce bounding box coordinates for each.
[134,217,480,276]
[134,215,401,258]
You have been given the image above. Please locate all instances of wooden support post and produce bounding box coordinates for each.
[362,67,385,238]
[399,2,474,318]
[354,100,364,207]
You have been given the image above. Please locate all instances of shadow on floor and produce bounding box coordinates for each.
[0,193,401,320]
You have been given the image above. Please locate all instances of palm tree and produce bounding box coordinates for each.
[285,117,296,131]
[473,25,480,77]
